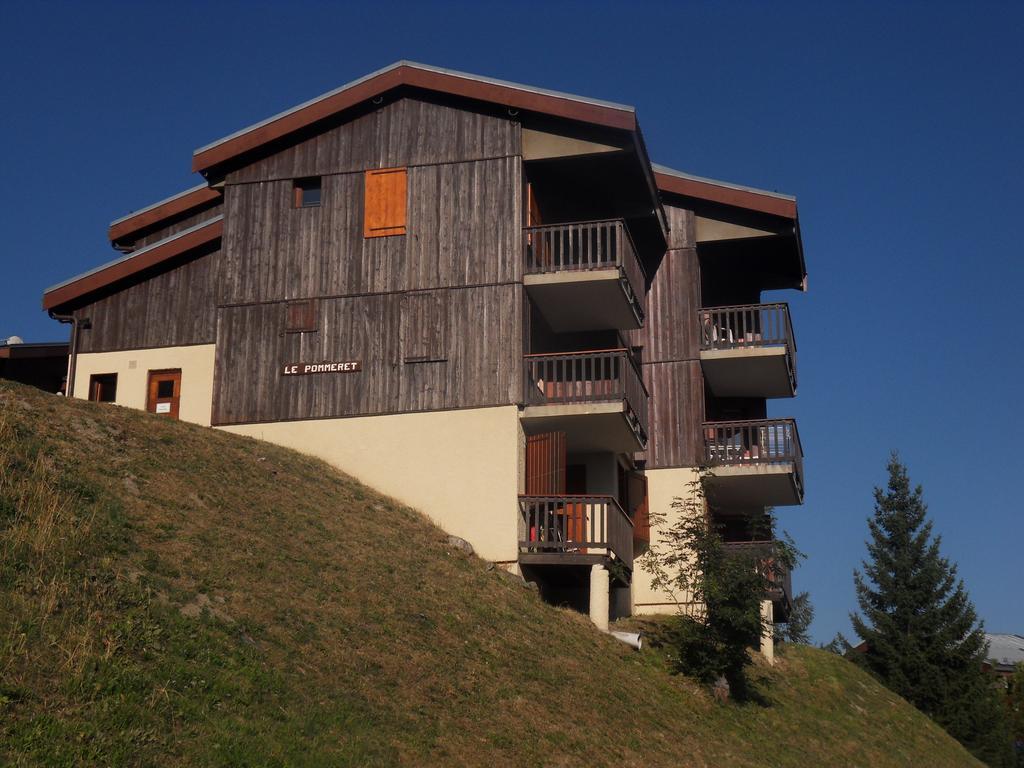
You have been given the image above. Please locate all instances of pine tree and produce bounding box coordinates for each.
[851,453,1012,766]
[776,591,813,645]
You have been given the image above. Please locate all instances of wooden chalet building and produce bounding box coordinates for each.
[43,62,807,656]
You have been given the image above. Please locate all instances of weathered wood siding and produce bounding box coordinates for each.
[211,284,522,424]
[219,156,520,304]
[74,247,219,353]
[212,95,524,424]
[132,202,224,249]
[643,360,704,468]
[225,96,517,185]
[630,203,705,468]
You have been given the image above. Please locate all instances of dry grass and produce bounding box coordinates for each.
[0,381,982,767]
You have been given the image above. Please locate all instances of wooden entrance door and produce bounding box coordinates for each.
[147,369,181,419]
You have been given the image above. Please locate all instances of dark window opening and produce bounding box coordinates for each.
[293,177,321,208]
[285,299,318,333]
[156,379,175,399]
[88,373,117,403]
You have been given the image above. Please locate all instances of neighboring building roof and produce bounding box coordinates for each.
[43,216,223,312]
[108,183,221,245]
[0,341,69,359]
[191,60,641,174]
[985,633,1024,673]
[653,163,798,220]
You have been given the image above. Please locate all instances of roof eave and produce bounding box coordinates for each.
[44,216,224,312]
[653,165,798,220]
[108,185,221,245]
[191,62,638,175]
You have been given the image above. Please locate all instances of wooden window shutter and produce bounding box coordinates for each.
[364,167,407,238]
[401,292,447,362]
[525,432,567,495]
[284,299,317,333]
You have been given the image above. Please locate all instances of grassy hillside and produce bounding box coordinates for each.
[0,381,980,767]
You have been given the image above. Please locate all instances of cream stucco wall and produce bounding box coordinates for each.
[632,465,702,615]
[221,406,524,563]
[72,345,216,426]
[632,464,776,659]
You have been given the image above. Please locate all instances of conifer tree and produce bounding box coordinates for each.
[776,591,813,645]
[852,453,1012,766]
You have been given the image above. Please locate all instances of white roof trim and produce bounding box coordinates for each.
[45,215,223,296]
[193,60,636,157]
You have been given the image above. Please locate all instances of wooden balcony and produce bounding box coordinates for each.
[722,540,794,619]
[519,494,634,570]
[522,349,649,452]
[703,419,804,507]
[699,303,797,398]
[524,219,646,332]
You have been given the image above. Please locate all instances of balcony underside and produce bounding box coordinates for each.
[524,270,641,332]
[700,347,794,398]
[705,463,803,507]
[519,552,613,567]
[520,402,644,453]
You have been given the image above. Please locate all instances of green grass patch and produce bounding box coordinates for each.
[0,381,981,767]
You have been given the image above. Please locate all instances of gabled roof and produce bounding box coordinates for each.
[192,60,640,174]
[44,216,223,312]
[985,633,1024,670]
[653,164,798,219]
[108,183,221,246]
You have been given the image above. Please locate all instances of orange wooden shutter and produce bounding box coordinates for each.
[364,167,407,238]
[525,432,566,495]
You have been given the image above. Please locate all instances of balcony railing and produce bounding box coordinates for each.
[703,419,804,497]
[524,219,646,322]
[524,349,649,443]
[519,494,634,568]
[699,303,797,392]
[722,540,793,607]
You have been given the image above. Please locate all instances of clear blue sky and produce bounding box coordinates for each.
[2,2,1021,645]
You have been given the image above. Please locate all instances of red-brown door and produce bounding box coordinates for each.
[565,464,588,548]
[147,369,181,419]
[525,432,566,495]
[525,432,567,547]
[627,470,650,554]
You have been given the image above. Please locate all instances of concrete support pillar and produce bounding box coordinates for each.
[760,599,775,665]
[589,564,610,632]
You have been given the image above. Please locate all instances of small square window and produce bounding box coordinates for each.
[285,299,317,333]
[156,379,175,399]
[89,373,117,403]
[293,177,321,208]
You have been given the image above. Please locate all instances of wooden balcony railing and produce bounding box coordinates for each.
[722,540,793,607]
[699,302,797,391]
[524,219,646,323]
[519,494,634,568]
[524,349,649,444]
[703,419,804,497]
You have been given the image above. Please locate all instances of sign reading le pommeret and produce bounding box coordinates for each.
[281,361,362,376]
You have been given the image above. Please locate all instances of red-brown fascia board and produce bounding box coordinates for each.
[107,185,221,244]
[654,169,798,220]
[191,62,639,173]
[44,216,223,312]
